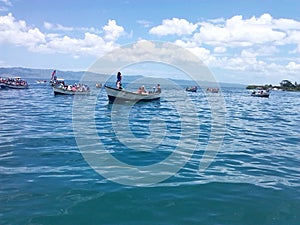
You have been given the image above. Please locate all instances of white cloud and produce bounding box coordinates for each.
[103,19,125,41]
[206,50,300,82]
[286,61,300,70]
[1,12,299,83]
[43,22,53,30]
[137,20,152,28]
[174,39,217,66]
[43,21,103,34]
[34,32,115,56]
[149,18,198,36]
[213,54,275,74]
[94,39,211,66]
[193,14,289,47]
[213,46,226,53]
[284,30,300,46]
[174,39,298,82]
[273,18,300,30]
[0,0,12,11]
[43,22,73,32]
[207,18,225,24]
[0,0,12,6]
[173,39,196,48]
[0,13,125,57]
[0,13,46,47]
[162,14,300,83]
[193,14,300,47]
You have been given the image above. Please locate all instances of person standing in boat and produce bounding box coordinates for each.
[116,71,122,89]
[156,84,161,93]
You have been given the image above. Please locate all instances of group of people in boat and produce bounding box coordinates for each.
[206,87,219,93]
[57,82,90,92]
[137,84,161,94]
[186,86,198,92]
[1,71,160,95]
[95,83,102,88]
[0,77,28,86]
[251,89,270,95]
[115,71,161,94]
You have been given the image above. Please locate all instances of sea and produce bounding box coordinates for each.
[0,78,299,225]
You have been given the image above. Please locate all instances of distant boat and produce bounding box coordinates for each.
[50,78,65,87]
[95,83,102,88]
[53,84,90,95]
[0,77,29,89]
[251,90,270,98]
[206,87,219,93]
[36,80,47,84]
[186,86,197,92]
[49,70,66,87]
[104,85,161,103]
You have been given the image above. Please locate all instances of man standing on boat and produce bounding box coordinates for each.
[156,84,161,93]
[116,71,122,89]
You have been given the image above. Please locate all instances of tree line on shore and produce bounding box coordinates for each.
[246,80,300,91]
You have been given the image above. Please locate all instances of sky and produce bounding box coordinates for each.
[0,0,300,84]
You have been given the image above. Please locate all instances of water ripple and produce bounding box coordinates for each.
[1,81,300,224]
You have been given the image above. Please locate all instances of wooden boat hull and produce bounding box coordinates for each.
[206,88,219,93]
[186,89,197,92]
[0,83,29,89]
[251,93,269,98]
[105,85,160,103]
[251,90,270,98]
[53,87,90,95]
[186,86,197,92]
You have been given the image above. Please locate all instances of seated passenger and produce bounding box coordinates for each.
[137,87,142,94]
[140,85,147,93]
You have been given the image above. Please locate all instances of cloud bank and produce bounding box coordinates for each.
[0,13,125,57]
[0,13,300,82]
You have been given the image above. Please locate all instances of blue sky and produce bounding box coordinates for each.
[0,0,300,84]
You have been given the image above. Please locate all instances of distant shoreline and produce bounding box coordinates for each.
[0,66,246,88]
[246,80,300,92]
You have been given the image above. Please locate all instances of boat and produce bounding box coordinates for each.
[0,77,29,89]
[104,85,161,103]
[36,80,47,84]
[251,90,270,98]
[95,83,102,88]
[186,86,197,92]
[49,70,66,87]
[37,80,47,84]
[53,84,90,95]
[206,87,219,93]
[50,78,65,87]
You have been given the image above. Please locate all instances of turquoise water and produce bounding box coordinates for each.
[0,80,299,224]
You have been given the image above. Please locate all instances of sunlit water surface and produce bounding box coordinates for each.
[0,80,299,224]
